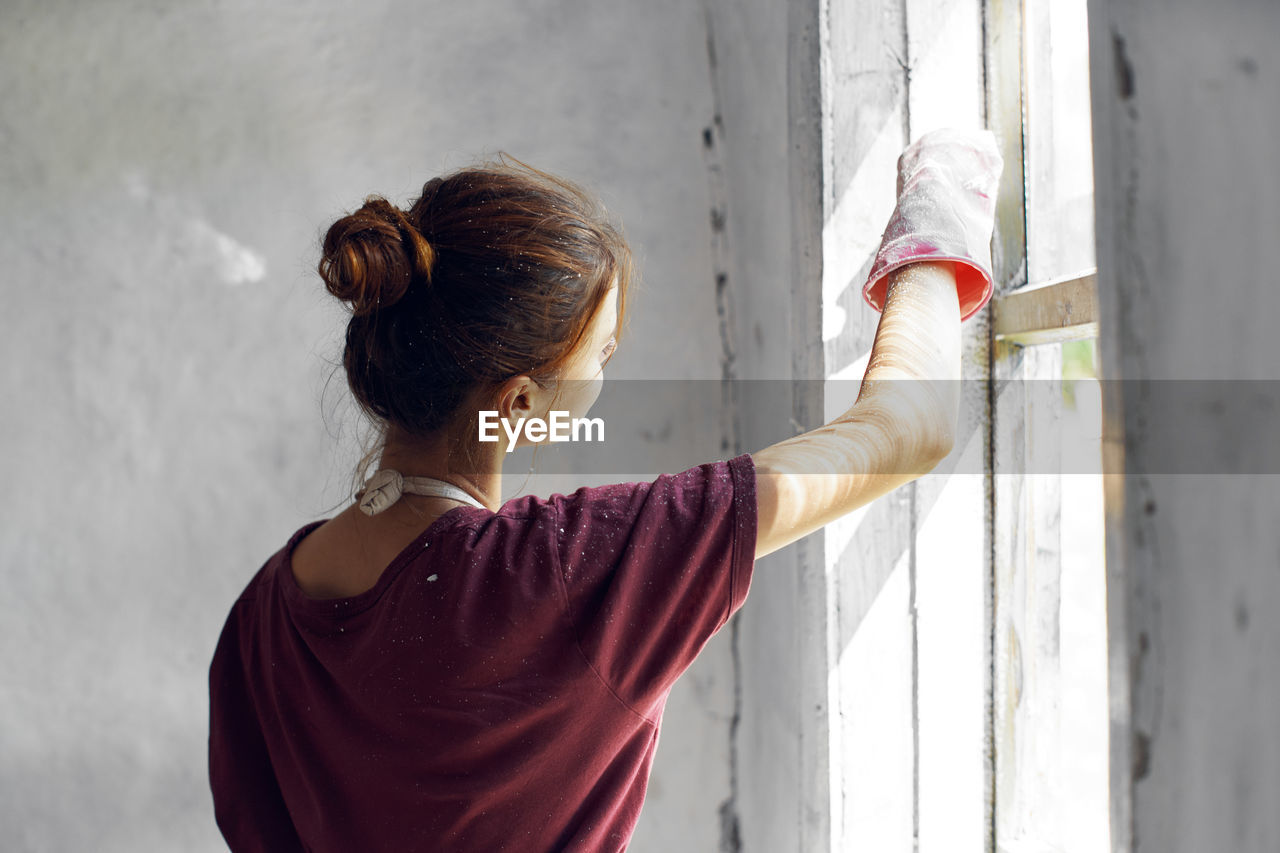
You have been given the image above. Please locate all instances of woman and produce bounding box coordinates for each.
[209,130,1001,852]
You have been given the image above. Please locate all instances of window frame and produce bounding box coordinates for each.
[986,0,1107,849]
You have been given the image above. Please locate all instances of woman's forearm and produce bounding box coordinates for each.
[844,260,963,457]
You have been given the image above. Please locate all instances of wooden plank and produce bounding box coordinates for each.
[835,548,917,851]
[993,343,1066,850]
[824,0,907,218]
[822,0,914,850]
[915,437,990,853]
[993,272,1099,345]
[984,1,1070,850]
[983,1,1027,851]
[986,0,1029,298]
[904,0,991,851]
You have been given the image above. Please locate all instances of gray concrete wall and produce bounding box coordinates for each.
[1088,1,1280,850]
[0,1,748,849]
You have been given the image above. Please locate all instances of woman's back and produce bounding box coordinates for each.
[210,455,757,852]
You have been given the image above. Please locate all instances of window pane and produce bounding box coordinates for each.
[1025,0,1097,284]
[1060,338,1111,853]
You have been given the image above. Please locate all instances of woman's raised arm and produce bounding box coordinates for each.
[749,128,1002,561]
[750,260,961,560]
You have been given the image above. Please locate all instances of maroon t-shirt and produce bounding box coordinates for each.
[208,452,757,852]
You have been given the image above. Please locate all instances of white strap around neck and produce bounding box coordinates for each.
[356,469,486,516]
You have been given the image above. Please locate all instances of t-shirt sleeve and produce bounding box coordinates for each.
[548,451,757,720]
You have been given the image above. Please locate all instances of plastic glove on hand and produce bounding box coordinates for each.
[862,127,1004,322]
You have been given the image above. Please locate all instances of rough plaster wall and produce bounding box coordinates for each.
[1088,1,1280,851]
[0,1,740,850]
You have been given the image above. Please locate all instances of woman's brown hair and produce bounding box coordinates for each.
[318,154,634,492]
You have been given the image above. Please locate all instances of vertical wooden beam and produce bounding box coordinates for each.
[903,1,991,852]
[984,1,1027,848]
[986,0,1029,303]
[992,343,1066,848]
[986,0,1070,850]
[822,0,915,849]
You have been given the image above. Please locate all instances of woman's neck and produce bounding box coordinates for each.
[377,426,503,512]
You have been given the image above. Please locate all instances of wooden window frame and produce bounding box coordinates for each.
[987,0,1106,850]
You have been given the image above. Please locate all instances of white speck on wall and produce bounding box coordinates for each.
[124,171,150,202]
[426,574,438,582]
[124,170,267,286]
[187,219,267,286]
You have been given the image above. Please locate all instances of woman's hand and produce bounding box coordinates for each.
[862,127,1004,323]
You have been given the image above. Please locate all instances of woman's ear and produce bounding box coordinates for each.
[495,375,538,423]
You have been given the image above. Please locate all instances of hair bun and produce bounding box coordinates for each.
[319,196,436,315]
